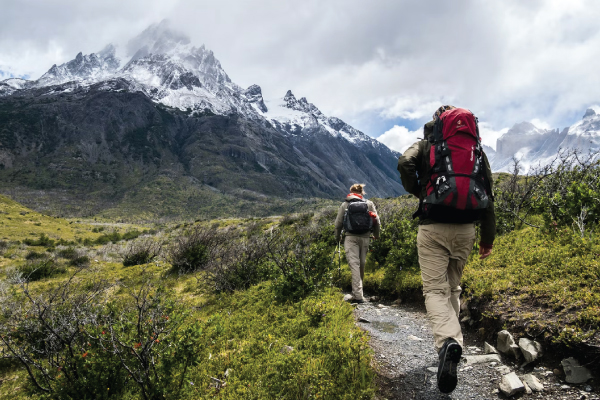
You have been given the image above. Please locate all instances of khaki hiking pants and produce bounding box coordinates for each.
[344,235,370,301]
[417,223,476,351]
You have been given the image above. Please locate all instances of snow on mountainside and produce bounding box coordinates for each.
[490,108,600,172]
[0,20,381,152]
[36,45,120,88]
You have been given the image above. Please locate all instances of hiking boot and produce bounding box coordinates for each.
[437,338,462,393]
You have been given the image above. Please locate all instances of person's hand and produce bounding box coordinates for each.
[479,246,492,260]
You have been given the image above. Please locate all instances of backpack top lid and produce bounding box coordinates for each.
[438,108,479,141]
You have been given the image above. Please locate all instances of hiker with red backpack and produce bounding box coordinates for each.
[397,105,496,394]
[334,184,381,304]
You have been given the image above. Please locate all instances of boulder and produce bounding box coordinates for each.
[343,294,353,302]
[497,330,521,359]
[561,357,594,384]
[499,372,525,397]
[518,338,543,363]
[521,374,544,392]
[484,341,499,354]
[463,354,502,366]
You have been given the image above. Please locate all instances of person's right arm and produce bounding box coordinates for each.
[397,141,423,198]
[334,203,345,242]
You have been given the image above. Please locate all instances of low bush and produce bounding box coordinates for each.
[69,255,90,268]
[0,240,9,254]
[167,225,225,274]
[206,232,274,293]
[24,251,47,260]
[22,233,55,247]
[494,151,600,235]
[18,259,66,281]
[268,224,336,302]
[56,246,77,260]
[122,239,162,266]
[84,230,144,247]
[0,273,203,400]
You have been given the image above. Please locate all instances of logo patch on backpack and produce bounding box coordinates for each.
[422,108,490,222]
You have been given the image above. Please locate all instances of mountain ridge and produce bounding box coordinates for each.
[488,108,600,172]
[0,21,404,218]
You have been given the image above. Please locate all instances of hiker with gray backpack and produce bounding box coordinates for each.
[334,184,381,304]
[398,105,496,394]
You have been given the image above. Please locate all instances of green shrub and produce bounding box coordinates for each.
[121,230,142,241]
[0,275,203,399]
[94,231,122,245]
[25,251,47,260]
[268,224,336,302]
[22,233,55,247]
[168,225,230,274]
[494,152,600,235]
[122,239,162,267]
[18,259,66,281]
[69,255,90,268]
[207,233,274,293]
[56,246,77,260]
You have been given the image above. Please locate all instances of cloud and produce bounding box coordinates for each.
[529,119,553,130]
[1,0,600,137]
[478,122,509,151]
[377,125,423,153]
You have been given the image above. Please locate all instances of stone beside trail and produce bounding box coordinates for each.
[352,299,598,400]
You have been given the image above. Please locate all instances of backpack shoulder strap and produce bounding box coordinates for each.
[430,117,444,144]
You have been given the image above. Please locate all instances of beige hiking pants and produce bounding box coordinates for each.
[344,235,370,301]
[417,223,476,351]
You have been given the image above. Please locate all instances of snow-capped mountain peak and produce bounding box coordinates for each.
[243,85,268,113]
[0,22,389,151]
[490,108,600,172]
[35,45,120,87]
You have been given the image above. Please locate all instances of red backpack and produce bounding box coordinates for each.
[422,108,490,222]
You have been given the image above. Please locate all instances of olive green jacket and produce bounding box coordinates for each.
[397,121,496,246]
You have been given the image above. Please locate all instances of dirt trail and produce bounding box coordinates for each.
[353,300,598,400]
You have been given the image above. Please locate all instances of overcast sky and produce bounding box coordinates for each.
[1,0,599,152]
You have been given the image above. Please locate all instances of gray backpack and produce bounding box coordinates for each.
[343,199,373,234]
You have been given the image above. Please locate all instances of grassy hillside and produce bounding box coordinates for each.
[0,199,373,399]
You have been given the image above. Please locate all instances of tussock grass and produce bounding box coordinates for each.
[463,226,600,345]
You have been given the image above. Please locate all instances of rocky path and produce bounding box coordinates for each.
[353,300,598,400]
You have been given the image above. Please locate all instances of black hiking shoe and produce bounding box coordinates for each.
[437,338,462,393]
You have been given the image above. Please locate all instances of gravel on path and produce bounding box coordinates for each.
[354,300,598,400]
